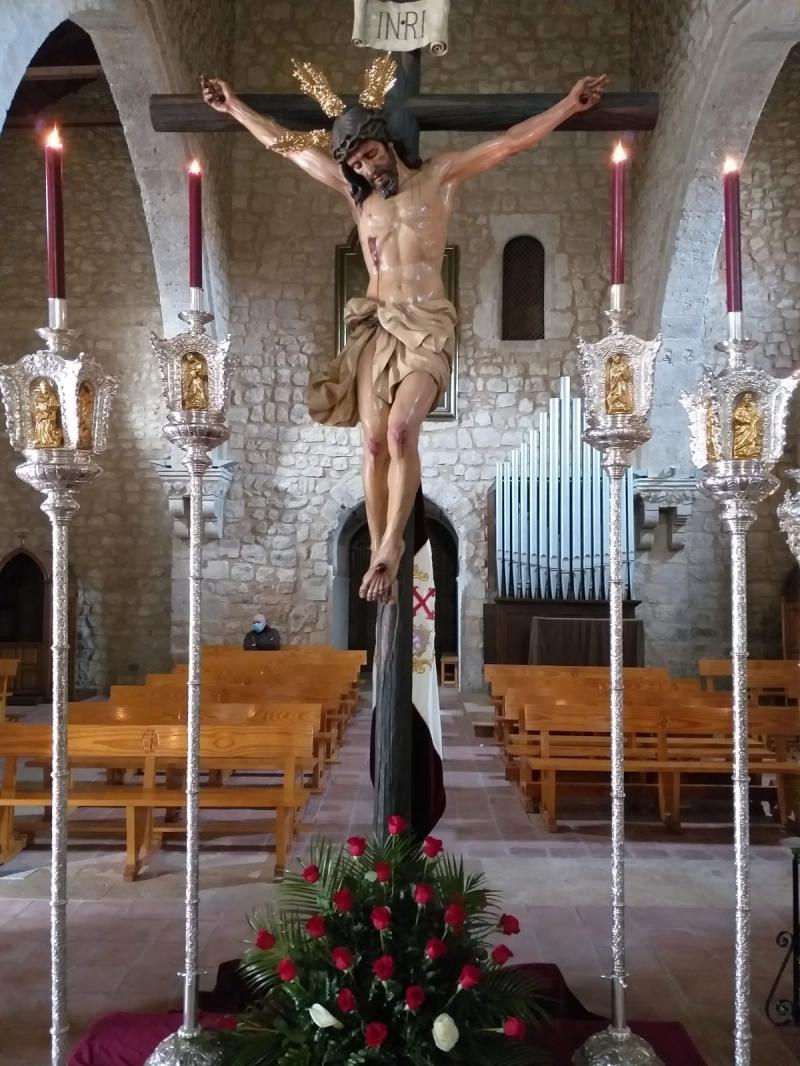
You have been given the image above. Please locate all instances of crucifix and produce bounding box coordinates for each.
[150,21,658,838]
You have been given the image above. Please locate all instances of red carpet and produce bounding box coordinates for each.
[68,964,708,1066]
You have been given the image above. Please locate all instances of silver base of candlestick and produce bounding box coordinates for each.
[144,1028,225,1066]
[573,1026,664,1066]
[16,449,102,497]
[164,410,230,455]
[699,460,778,514]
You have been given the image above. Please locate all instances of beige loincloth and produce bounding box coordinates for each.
[307,297,457,428]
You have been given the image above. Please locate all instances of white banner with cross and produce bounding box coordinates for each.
[352,0,450,55]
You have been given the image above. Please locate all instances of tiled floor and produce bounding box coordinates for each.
[1,690,799,1065]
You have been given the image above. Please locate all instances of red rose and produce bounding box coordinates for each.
[374,862,391,883]
[423,836,443,858]
[504,1017,526,1040]
[373,954,395,981]
[499,914,521,935]
[387,815,407,835]
[459,964,481,989]
[347,836,367,856]
[255,929,275,950]
[302,864,320,883]
[365,1022,388,1049]
[331,947,353,971]
[445,902,466,929]
[492,944,514,966]
[305,915,326,939]
[425,938,447,960]
[414,883,433,905]
[337,987,357,1013]
[333,888,353,913]
[371,905,391,930]
[405,985,425,1009]
[276,959,297,982]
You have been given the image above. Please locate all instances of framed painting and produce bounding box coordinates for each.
[334,227,459,420]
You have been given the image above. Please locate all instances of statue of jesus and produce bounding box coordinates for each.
[203,63,606,603]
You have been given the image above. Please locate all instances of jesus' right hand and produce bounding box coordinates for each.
[201,76,235,112]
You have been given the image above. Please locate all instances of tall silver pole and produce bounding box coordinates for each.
[0,313,118,1066]
[574,284,662,1066]
[681,321,796,1066]
[146,295,236,1066]
[604,454,628,1031]
[183,450,210,1032]
[45,495,75,1065]
[728,510,751,1066]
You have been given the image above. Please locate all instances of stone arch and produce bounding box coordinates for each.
[652,1,800,343]
[327,489,466,671]
[0,0,227,335]
[637,0,800,472]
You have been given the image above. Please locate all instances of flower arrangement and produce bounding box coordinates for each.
[219,818,547,1065]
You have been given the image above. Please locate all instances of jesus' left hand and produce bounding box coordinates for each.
[568,75,609,112]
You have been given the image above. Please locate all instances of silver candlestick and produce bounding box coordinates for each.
[145,287,236,1066]
[0,301,118,1066]
[680,313,797,1066]
[573,283,663,1066]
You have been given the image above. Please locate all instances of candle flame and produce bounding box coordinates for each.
[46,127,62,150]
[723,157,739,174]
[612,142,627,164]
[189,159,201,175]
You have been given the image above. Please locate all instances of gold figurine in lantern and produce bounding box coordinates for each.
[605,352,634,414]
[181,351,209,411]
[732,391,763,460]
[31,378,64,448]
[704,398,721,463]
[78,381,95,450]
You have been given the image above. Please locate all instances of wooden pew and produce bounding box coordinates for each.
[699,658,799,705]
[484,665,674,739]
[517,702,800,831]
[0,722,314,880]
[199,645,367,669]
[0,659,19,722]
[66,700,330,789]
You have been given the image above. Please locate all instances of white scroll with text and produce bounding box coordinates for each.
[352,0,450,54]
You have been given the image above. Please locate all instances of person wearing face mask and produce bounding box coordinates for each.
[243,613,281,651]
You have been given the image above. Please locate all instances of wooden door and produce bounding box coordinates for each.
[347,517,459,671]
[348,525,377,668]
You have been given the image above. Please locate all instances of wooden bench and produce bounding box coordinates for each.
[516,703,800,831]
[699,658,799,705]
[0,722,314,879]
[484,665,673,740]
[0,659,19,722]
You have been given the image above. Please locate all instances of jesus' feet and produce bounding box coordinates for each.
[359,537,405,604]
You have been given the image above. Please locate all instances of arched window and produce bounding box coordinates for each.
[502,236,545,340]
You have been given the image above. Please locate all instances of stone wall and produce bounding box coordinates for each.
[0,80,172,690]
[698,45,800,658]
[188,0,632,689]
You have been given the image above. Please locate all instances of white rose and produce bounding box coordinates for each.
[308,1003,344,1029]
[432,1013,459,1052]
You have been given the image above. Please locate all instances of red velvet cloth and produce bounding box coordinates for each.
[68,1013,235,1066]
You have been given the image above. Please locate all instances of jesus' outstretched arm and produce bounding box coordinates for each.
[434,75,608,185]
[201,76,347,194]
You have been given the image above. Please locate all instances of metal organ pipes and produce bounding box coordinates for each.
[494,377,635,601]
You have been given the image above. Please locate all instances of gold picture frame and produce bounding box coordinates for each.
[334,227,459,420]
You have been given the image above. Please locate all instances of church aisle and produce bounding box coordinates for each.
[0,691,797,1065]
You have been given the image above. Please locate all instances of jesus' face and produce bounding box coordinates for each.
[345,139,399,198]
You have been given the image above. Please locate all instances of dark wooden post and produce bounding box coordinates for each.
[373,23,422,843]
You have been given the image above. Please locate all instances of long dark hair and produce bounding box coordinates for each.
[331,106,422,207]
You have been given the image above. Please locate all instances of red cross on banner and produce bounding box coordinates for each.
[413,586,435,618]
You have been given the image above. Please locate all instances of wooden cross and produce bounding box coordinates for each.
[149,24,658,840]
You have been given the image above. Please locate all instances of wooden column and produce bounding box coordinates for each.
[373,21,421,842]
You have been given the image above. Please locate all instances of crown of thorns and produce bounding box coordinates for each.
[270,54,397,156]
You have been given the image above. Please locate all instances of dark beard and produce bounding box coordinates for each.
[372,165,399,198]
